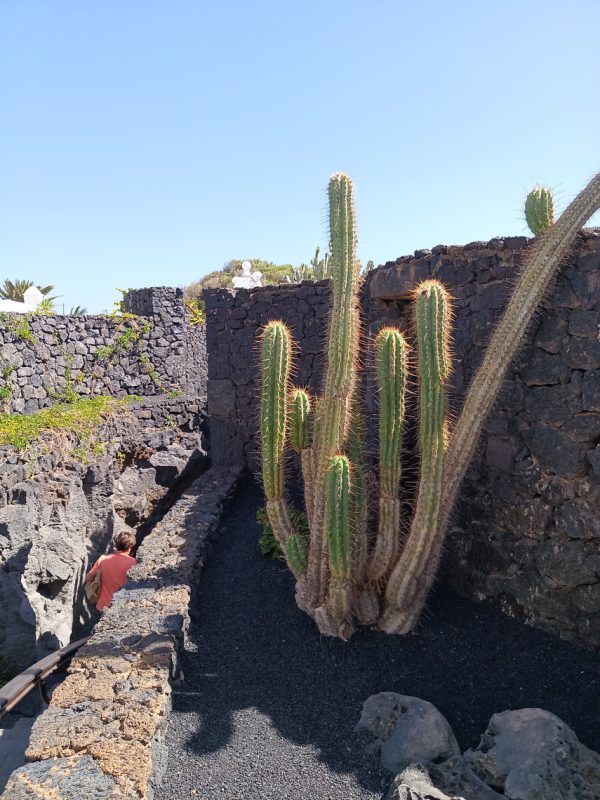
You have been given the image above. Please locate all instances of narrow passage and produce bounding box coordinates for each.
[157,479,600,800]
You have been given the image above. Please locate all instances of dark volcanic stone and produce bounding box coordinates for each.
[519,351,571,386]
[582,371,600,411]
[534,316,568,354]
[564,338,600,370]
[524,423,586,477]
[523,384,581,424]
[568,310,600,339]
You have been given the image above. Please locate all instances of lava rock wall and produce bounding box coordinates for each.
[0,287,206,413]
[206,231,600,647]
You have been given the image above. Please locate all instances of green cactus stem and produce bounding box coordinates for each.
[381,280,451,634]
[286,534,308,576]
[525,186,554,236]
[290,388,310,452]
[290,387,315,524]
[260,320,294,546]
[314,454,354,639]
[346,394,369,585]
[368,327,409,583]
[305,173,362,614]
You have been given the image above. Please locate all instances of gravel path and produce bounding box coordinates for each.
[157,479,600,800]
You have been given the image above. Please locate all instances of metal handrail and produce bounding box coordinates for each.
[0,636,90,718]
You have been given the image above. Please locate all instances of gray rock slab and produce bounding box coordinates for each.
[356,693,460,774]
[2,754,119,799]
[0,717,34,793]
[465,708,600,800]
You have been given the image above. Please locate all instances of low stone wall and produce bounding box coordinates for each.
[0,396,207,668]
[205,230,600,647]
[0,287,206,414]
[2,466,241,800]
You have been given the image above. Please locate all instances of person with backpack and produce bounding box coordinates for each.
[84,531,137,611]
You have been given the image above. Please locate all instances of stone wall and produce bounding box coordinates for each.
[2,466,240,800]
[205,280,332,466]
[205,230,600,647]
[0,397,207,668]
[0,287,206,414]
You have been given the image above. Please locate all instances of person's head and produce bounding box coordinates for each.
[114,531,136,554]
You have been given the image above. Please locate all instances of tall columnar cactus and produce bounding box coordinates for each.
[315,455,354,638]
[380,282,451,633]
[260,320,294,548]
[259,170,600,639]
[368,327,408,583]
[301,172,362,619]
[525,186,554,236]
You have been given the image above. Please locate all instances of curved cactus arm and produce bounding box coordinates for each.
[260,321,294,546]
[368,327,409,583]
[385,170,600,634]
[525,186,554,236]
[381,281,451,634]
[306,173,362,611]
[314,455,355,639]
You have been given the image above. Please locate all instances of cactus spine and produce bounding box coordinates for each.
[525,186,554,236]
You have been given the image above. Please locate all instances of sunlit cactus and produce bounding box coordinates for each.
[258,169,600,639]
[367,327,408,583]
[525,186,554,236]
[260,320,294,549]
[380,281,452,633]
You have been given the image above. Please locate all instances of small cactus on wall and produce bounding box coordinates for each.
[259,170,600,639]
[525,186,554,236]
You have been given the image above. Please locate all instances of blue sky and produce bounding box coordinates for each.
[2,0,599,313]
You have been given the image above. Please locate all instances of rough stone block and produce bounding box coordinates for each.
[524,423,586,477]
[207,379,236,417]
[582,370,600,411]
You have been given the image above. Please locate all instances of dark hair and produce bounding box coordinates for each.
[115,531,136,552]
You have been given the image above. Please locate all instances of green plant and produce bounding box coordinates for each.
[35,297,56,314]
[0,313,36,343]
[185,298,206,325]
[525,186,554,236]
[258,170,600,639]
[257,508,283,558]
[0,396,132,450]
[107,287,136,317]
[257,506,310,560]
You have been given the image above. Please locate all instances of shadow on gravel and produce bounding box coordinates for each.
[174,478,600,794]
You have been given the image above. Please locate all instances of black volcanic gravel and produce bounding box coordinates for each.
[156,479,600,799]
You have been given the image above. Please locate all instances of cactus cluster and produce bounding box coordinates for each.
[259,170,600,638]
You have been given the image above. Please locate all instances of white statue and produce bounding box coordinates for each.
[232,260,263,289]
[0,285,44,313]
